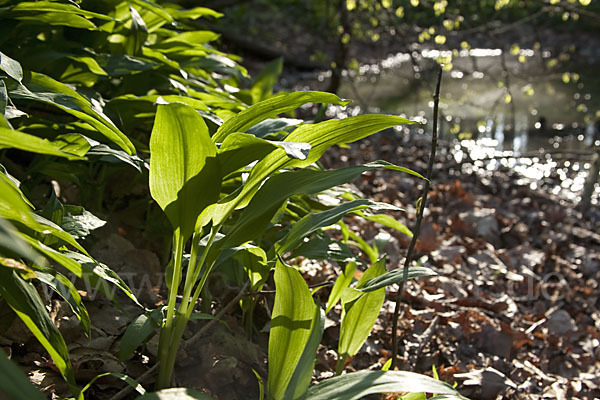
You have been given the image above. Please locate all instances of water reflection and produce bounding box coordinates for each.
[323,47,600,205]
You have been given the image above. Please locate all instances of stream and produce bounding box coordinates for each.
[290,46,600,206]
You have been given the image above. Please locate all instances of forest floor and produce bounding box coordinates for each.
[3,129,599,400]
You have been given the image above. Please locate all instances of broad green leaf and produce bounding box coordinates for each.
[213,91,350,142]
[119,308,162,361]
[356,211,413,237]
[66,252,142,307]
[11,1,113,20]
[126,6,149,56]
[15,12,97,29]
[35,268,91,336]
[283,114,416,169]
[11,72,135,154]
[51,133,92,157]
[277,199,373,254]
[283,305,325,400]
[79,371,146,400]
[289,232,355,262]
[129,0,173,23]
[213,162,421,255]
[246,118,303,138]
[173,7,222,19]
[149,102,220,240]
[62,205,106,240]
[250,58,283,104]
[31,214,89,256]
[0,174,38,229]
[0,267,77,393]
[162,31,220,45]
[338,257,387,365]
[326,262,357,314]
[206,115,420,231]
[87,143,145,171]
[136,388,215,400]
[0,350,47,400]
[268,259,317,400]
[0,127,83,160]
[357,265,437,292]
[0,218,42,264]
[218,132,310,177]
[301,370,466,400]
[68,56,108,76]
[0,51,23,83]
[18,233,83,276]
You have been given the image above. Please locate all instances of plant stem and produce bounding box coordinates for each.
[156,226,221,388]
[390,67,442,370]
[156,230,185,389]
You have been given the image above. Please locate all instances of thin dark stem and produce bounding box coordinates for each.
[390,67,442,370]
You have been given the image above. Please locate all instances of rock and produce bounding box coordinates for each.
[457,208,500,247]
[546,309,576,336]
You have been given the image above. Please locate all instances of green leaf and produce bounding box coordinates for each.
[0,127,83,160]
[205,113,419,233]
[283,114,416,169]
[276,199,373,254]
[126,6,149,56]
[326,262,357,314]
[172,7,223,20]
[119,308,162,361]
[79,372,146,400]
[289,233,355,262]
[246,118,303,138]
[268,259,317,400]
[338,257,387,366]
[35,268,91,336]
[357,211,413,237]
[301,370,467,400]
[136,388,216,400]
[0,218,42,264]
[217,132,310,177]
[283,304,325,400]
[162,31,219,45]
[51,133,92,157]
[15,12,97,29]
[18,232,83,276]
[11,72,135,155]
[0,350,47,400]
[0,174,38,229]
[357,265,437,292]
[0,267,77,393]
[0,51,23,83]
[11,1,113,21]
[214,162,420,254]
[62,205,106,240]
[66,252,142,308]
[213,91,350,142]
[129,0,173,24]
[149,102,220,240]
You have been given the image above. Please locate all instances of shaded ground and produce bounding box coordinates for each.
[2,132,599,400]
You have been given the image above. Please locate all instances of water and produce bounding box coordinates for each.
[309,48,600,205]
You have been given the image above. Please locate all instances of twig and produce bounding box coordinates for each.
[390,67,442,370]
[109,364,157,400]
